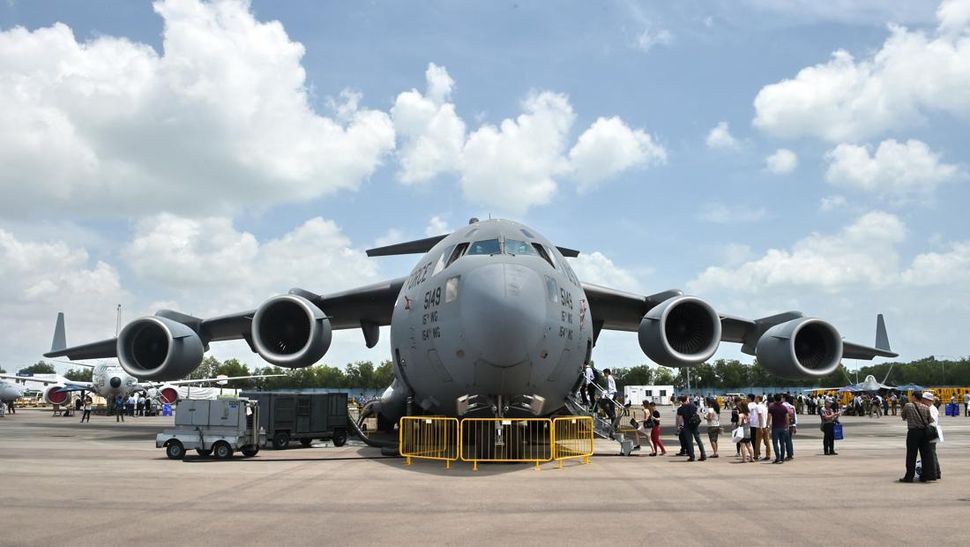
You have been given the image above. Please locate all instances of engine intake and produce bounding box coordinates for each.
[756,318,842,378]
[638,296,722,367]
[44,385,70,406]
[116,316,204,381]
[252,294,332,368]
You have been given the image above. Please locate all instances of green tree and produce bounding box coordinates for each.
[65,368,93,382]
[653,366,676,385]
[191,356,220,380]
[374,360,394,388]
[345,361,375,387]
[19,361,55,375]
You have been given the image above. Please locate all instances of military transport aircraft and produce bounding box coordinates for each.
[3,313,281,406]
[45,218,896,430]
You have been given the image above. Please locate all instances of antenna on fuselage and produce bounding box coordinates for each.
[115,304,122,336]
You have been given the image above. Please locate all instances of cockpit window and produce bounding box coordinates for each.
[532,243,555,268]
[467,239,501,255]
[504,239,537,256]
[445,242,469,267]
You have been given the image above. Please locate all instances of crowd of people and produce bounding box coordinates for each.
[578,368,949,482]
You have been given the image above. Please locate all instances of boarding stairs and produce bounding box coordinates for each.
[563,378,625,441]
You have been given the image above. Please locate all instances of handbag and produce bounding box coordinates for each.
[833,422,844,440]
[915,406,939,442]
[731,426,745,444]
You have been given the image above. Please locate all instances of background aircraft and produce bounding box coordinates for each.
[46,219,897,430]
[0,380,26,406]
[2,314,281,406]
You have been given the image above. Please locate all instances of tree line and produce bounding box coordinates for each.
[7,354,969,391]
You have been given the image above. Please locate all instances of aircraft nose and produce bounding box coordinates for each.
[110,376,122,389]
[459,262,546,367]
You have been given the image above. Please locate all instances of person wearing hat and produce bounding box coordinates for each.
[899,391,936,482]
[924,391,943,480]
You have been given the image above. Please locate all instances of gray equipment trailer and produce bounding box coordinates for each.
[240,391,349,449]
[156,398,264,460]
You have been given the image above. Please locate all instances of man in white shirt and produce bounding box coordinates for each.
[580,364,594,407]
[924,391,943,480]
[757,396,771,461]
[964,392,970,417]
[746,394,764,460]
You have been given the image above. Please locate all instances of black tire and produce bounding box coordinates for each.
[241,447,259,457]
[332,429,348,447]
[299,438,312,448]
[272,432,290,450]
[195,448,212,457]
[213,441,233,460]
[165,440,185,460]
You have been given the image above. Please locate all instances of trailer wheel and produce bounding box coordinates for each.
[332,429,348,447]
[165,440,185,460]
[241,447,259,457]
[272,432,290,450]
[299,438,312,448]
[213,441,233,460]
[195,448,212,457]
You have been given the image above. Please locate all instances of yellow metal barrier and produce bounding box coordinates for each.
[459,418,553,471]
[551,416,593,469]
[399,416,459,468]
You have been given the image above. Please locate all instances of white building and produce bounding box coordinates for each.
[624,385,675,406]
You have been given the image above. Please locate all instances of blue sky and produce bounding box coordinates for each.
[1,0,968,374]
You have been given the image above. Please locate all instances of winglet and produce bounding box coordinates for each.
[875,314,890,352]
[51,312,67,353]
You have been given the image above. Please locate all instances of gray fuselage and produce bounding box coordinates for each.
[386,220,592,419]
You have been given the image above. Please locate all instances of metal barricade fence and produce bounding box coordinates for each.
[551,416,593,468]
[459,418,553,471]
[399,416,459,468]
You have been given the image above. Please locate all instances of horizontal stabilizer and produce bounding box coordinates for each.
[366,235,448,257]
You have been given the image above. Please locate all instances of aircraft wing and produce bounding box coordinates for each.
[137,374,285,388]
[45,277,407,361]
[0,373,92,391]
[583,283,898,360]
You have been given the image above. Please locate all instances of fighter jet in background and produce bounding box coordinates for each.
[45,218,896,430]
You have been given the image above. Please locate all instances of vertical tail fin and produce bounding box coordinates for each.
[875,314,890,351]
[50,313,66,353]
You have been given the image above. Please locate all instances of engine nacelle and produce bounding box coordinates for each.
[756,318,843,379]
[116,316,204,381]
[638,296,722,367]
[252,294,332,368]
[44,385,71,406]
[157,386,179,405]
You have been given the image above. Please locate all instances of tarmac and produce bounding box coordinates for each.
[1,407,968,545]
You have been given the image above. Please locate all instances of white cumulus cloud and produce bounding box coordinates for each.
[705,121,739,150]
[568,117,667,193]
[689,211,906,293]
[568,251,641,292]
[825,139,958,202]
[753,1,970,141]
[0,0,395,217]
[391,63,466,184]
[765,148,799,174]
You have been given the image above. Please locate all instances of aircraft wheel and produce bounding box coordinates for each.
[272,432,290,450]
[195,448,212,457]
[300,438,312,448]
[213,441,233,460]
[165,440,185,460]
[332,430,348,447]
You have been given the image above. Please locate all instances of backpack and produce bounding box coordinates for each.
[687,412,701,430]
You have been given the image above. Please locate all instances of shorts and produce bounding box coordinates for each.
[708,426,721,442]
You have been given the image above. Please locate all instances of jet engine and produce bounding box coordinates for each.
[638,296,721,367]
[157,386,179,404]
[44,385,71,405]
[116,316,204,381]
[756,318,843,378]
[252,294,332,368]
